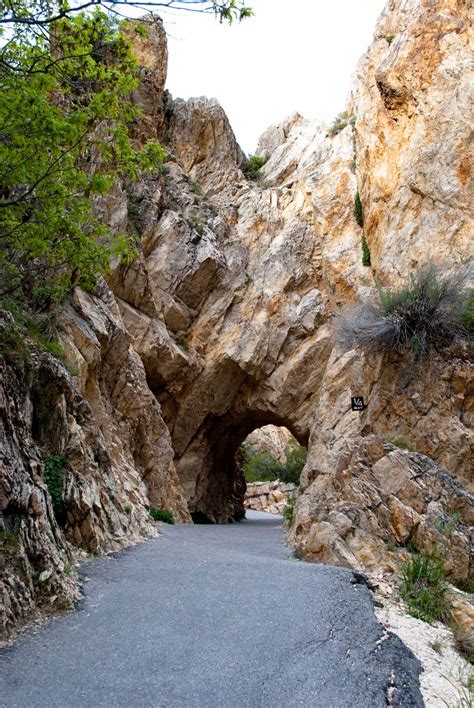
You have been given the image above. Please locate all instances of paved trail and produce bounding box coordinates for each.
[1,511,423,707]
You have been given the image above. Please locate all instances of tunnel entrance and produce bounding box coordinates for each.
[182,410,308,524]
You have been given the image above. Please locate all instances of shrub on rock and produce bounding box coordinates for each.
[335,263,473,358]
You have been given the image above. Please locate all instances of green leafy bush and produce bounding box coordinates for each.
[400,550,451,624]
[0,312,30,366]
[335,263,473,358]
[283,442,307,484]
[283,495,295,526]
[241,447,284,483]
[149,507,175,524]
[44,454,67,518]
[1,297,65,364]
[242,155,267,180]
[385,35,395,45]
[0,11,164,306]
[241,440,306,484]
[327,111,355,137]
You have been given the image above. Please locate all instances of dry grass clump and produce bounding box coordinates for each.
[453,624,474,664]
[335,263,473,358]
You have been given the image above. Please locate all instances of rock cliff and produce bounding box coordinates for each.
[245,425,295,463]
[1,0,473,638]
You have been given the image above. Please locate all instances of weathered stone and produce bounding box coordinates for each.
[450,594,474,640]
[291,436,473,580]
[245,425,296,463]
[2,0,473,639]
[244,481,295,515]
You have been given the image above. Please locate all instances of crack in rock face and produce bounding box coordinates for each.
[1,0,473,637]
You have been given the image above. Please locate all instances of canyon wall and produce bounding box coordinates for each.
[1,0,473,639]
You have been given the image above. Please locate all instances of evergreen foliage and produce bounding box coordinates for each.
[284,443,307,483]
[354,191,364,227]
[43,454,66,518]
[361,235,371,267]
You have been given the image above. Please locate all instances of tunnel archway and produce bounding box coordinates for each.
[177,407,308,524]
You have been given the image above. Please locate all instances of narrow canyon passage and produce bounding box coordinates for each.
[1,512,423,708]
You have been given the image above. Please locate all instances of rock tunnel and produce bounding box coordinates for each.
[172,404,308,524]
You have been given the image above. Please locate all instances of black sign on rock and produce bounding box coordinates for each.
[351,396,367,412]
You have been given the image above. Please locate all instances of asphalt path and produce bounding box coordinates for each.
[1,510,423,707]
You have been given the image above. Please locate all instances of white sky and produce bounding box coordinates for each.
[161,0,387,153]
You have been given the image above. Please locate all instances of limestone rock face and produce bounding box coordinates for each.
[169,97,245,194]
[288,0,473,581]
[62,284,190,526]
[1,325,76,636]
[245,425,296,463]
[351,0,473,283]
[289,435,473,580]
[244,481,296,515]
[1,293,189,637]
[2,0,473,637]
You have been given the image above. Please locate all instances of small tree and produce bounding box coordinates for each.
[281,442,307,485]
[241,445,285,483]
[0,1,253,309]
[0,11,165,304]
[0,1,253,29]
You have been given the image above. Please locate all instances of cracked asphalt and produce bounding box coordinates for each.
[1,510,423,707]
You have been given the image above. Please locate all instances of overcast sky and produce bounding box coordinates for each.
[160,0,387,153]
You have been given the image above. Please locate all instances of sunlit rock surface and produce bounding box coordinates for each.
[245,425,295,463]
[1,0,473,638]
[244,481,295,515]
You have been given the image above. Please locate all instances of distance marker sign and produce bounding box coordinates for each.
[351,397,367,412]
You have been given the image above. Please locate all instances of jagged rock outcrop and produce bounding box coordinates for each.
[351,0,473,282]
[290,435,473,577]
[1,298,189,637]
[289,0,473,578]
[1,324,77,635]
[1,0,473,638]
